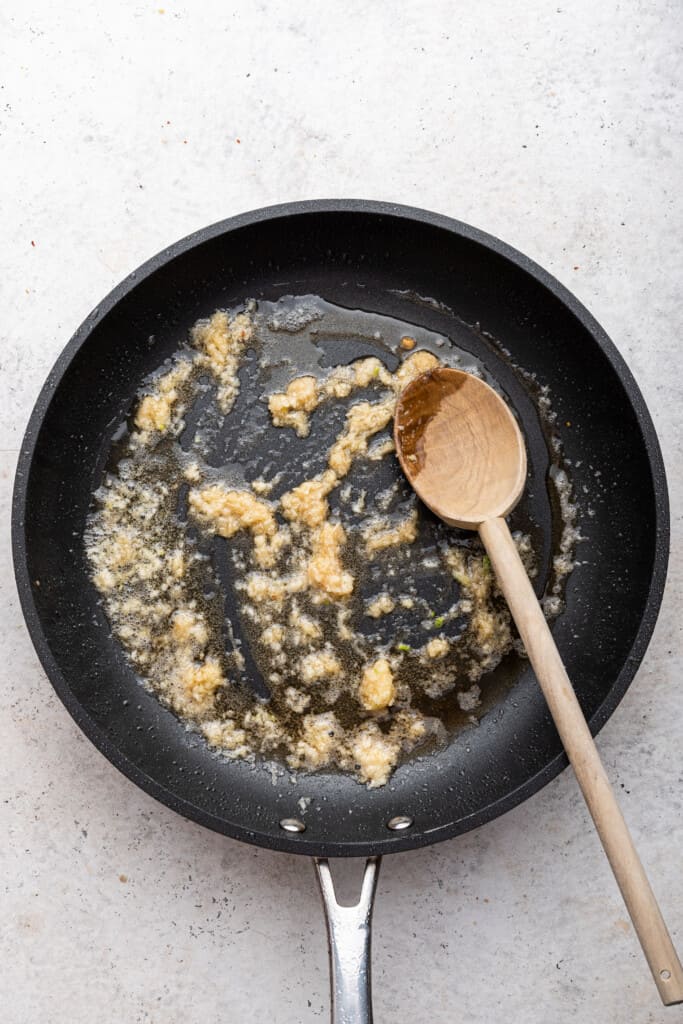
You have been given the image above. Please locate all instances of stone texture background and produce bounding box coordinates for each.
[1,2,681,1021]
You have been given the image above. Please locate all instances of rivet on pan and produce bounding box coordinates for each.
[387,815,413,831]
[280,817,306,833]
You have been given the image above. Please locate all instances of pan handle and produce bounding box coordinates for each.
[314,857,381,1024]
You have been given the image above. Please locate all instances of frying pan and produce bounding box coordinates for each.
[12,200,670,1021]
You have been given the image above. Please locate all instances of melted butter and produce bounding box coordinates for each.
[85,295,578,788]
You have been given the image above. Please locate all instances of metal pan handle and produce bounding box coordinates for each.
[314,857,381,1024]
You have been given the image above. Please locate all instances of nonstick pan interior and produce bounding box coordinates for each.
[12,201,668,857]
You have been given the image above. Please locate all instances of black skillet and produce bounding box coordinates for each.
[12,201,670,1021]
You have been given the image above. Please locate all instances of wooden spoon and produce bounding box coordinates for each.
[394,366,683,1005]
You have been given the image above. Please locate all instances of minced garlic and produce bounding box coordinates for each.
[268,375,319,436]
[358,658,396,712]
[87,297,565,790]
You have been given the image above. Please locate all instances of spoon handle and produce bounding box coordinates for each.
[479,515,683,1005]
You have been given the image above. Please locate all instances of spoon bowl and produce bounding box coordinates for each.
[394,367,527,528]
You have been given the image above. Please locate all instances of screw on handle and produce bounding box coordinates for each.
[480,516,683,1005]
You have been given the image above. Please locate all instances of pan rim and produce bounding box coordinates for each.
[11,199,670,857]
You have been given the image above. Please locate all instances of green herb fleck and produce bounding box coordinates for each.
[433,616,445,629]
[396,642,411,652]
[482,555,491,573]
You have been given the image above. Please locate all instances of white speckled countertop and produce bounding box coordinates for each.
[2,3,681,1022]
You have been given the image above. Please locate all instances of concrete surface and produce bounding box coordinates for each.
[1,2,681,1022]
